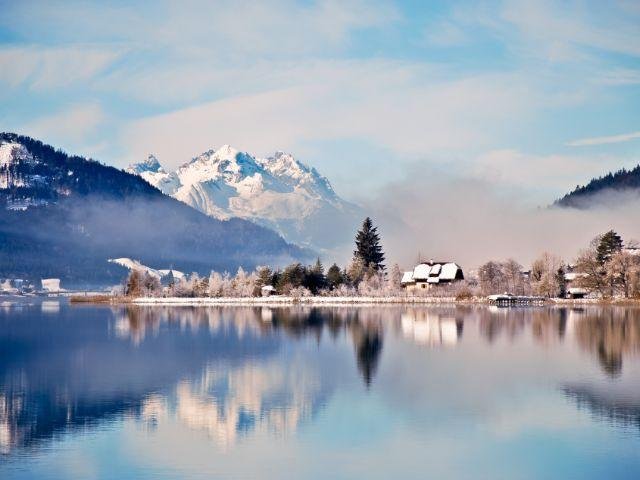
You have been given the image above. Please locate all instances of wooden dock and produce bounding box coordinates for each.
[487,294,546,306]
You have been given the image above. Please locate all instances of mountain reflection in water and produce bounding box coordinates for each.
[1,303,640,479]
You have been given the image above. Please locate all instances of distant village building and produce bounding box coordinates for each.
[401,261,464,291]
[563,268,589,299]
[41,278,61,293]
[261,285,276,297]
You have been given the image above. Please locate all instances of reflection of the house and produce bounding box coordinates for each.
[400,309,463,347]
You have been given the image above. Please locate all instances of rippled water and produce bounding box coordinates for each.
[1,300,639,479]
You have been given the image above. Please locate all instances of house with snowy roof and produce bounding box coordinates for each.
[401,261,464,291]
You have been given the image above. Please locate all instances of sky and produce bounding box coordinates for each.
[1,0,639,266]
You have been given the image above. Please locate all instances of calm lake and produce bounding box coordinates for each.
[1,300,639,479]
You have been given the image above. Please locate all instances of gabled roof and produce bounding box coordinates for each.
[401,271,415,284]
[440,263,461,280]
[412,262,463,282]
[413,264,432,280]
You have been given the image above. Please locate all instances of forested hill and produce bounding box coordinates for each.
[0,133,310,287]
[554,164,640,208]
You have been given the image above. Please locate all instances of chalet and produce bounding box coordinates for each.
[401,261,464,291]
[563,267,589,299]
[261,285,276,297]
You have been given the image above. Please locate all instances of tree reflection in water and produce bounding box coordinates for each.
[2,304,640,456]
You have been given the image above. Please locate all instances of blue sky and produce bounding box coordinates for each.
[0,0,639,202]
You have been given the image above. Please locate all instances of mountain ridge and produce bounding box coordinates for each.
[0,133,310,286]
[554,164,640,208]
[127,145,363,251]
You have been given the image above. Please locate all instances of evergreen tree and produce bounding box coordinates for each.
[306,258,326,293]
[326,263,344,289]
[312,257,324,275]
[277,263,305,292]
[597,230,623,265]
[257,266,273,287]
[164,269,175,288]
[353,217,385,271]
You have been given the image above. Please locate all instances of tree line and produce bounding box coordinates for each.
[125,219,640,300]
[125,217,401,298]
[477,230,640,298]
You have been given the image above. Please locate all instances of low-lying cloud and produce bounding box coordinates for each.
[368,167,640,270]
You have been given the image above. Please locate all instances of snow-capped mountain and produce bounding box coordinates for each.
[0,133,310,285]
[128,146,363,250]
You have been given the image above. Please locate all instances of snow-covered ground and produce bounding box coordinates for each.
[132,296,459,306]
[109,258,185,280]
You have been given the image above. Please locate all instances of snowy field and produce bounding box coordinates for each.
[132,296,460,306]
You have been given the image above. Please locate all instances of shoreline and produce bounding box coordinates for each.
[130,295,461,306]
[67,295,640,307]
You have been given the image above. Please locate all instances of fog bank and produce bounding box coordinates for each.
[367,169,640,270]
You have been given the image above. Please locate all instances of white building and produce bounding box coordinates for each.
[563,270,589,299]
[41,278,61,293]
[261,285,276,297]
[401,261,464,291]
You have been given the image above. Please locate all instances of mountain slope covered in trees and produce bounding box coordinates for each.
[555,164,640,208]
[0,133,310,286]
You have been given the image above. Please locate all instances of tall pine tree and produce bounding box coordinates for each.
[353,217,385,271]
[596,230,623,264]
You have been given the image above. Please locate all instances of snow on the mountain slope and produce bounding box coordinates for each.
[0,140,38,190]
[127,154,180,195]
[257,151,338,201]
[0,141,34,168]
[109,258,185,280]
[127,145,363,250]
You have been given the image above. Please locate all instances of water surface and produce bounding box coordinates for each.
[1,301,639,479]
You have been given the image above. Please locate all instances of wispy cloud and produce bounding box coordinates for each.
[0,0,638,208]
[20,104,109,159]
[120,62,535,170]
[0,46,120,90]
[567,131,640,147]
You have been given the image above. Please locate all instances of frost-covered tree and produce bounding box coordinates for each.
[530,252,563,298]
[502,259,525,295]
[607,250,640,298]
[125,270,143,297]
[386,263,403,294]
[478,261,505,295]
[232,267,256,297]
[173,275,194,297]
[208,271,224,297]
[289,286,311,298]
[575,246,608,297]
[220,272,234,297]
[357,271,385,296]
[347,255,366,286]
[142,272,161,297]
